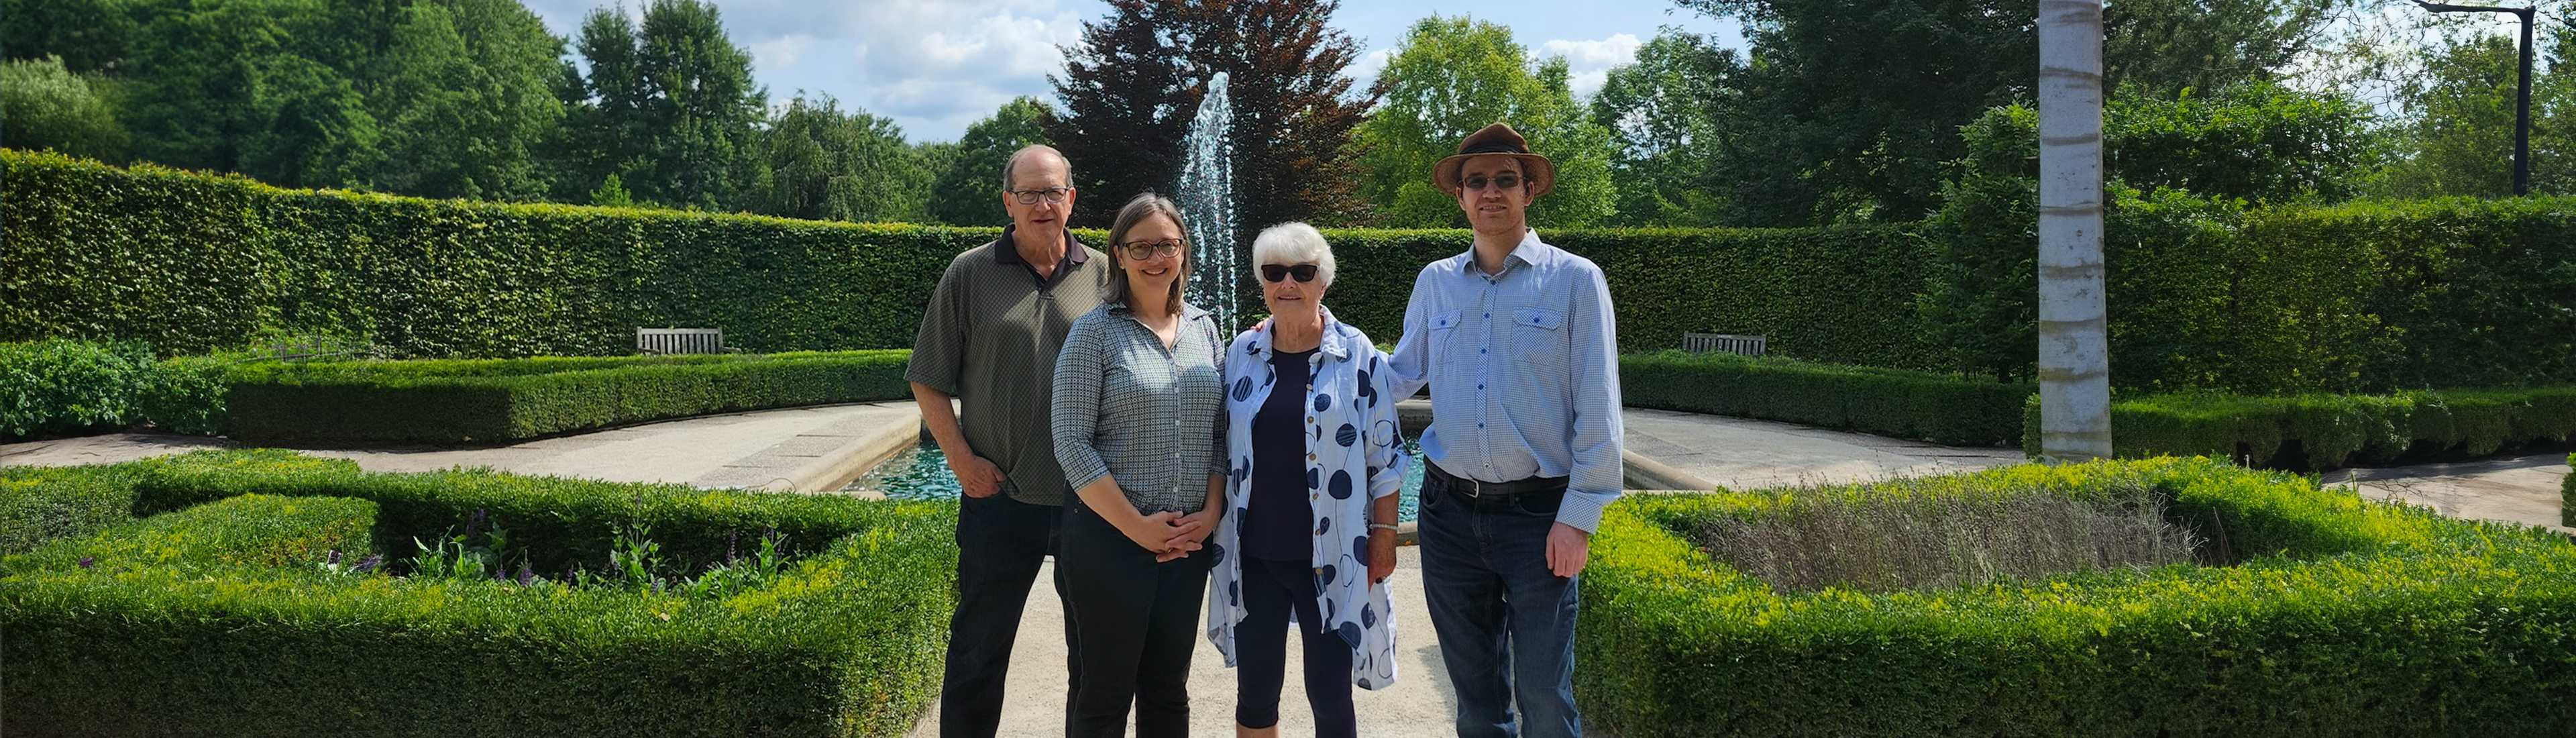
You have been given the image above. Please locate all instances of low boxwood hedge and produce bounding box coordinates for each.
[2563,454,2573,528]
[0,466,135,555]
[1578,458,2576,737]
[3,492,378,574]
[225,350,913,445]
[0,450,958,737]
[2021,386,2576,470]
[1622,350,2033,446]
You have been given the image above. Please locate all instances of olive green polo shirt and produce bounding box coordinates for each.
[905,226,1114,506]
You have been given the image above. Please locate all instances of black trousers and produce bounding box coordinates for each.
[1236,556,1357,737]
[1057,497,1214,738]
[938,492,1077,738]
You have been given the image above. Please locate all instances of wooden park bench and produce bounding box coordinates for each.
[1681,332,1767,357]
[637,327,729,355]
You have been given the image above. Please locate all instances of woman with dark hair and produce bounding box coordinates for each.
[1049,192,1229,737]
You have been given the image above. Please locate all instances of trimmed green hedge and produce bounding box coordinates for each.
[226,350,912,445]
[1320,227,1941,370]
[0,151,1941,371]
[0,450,958,737]
[0,468,133,555]
[2563,454,2573,528]
[2022,386,2576,470]
[1579,458,2576,737]
[13,152,2569,394]
[1622,350,2031,445]
[5,492,377,574]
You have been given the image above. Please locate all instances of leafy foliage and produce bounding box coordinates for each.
[1348,15,1618,227]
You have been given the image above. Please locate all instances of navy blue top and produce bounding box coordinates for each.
[1245,348,1316,562]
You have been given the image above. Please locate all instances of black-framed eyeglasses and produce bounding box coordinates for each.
[1460,174,1522,192]
[1120,239,1185,260]
[1260,264,1319,283]
[1008,187,1073,205]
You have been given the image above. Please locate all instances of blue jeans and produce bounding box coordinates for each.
[1417,468,1582,738]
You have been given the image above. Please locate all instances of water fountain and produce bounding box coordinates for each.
[1175,72,1241,329]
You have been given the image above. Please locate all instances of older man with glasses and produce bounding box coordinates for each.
[1386,123,1624,738]
[907,144,1113,737]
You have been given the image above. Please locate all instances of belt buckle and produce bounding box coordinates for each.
[1460,476,1485,499]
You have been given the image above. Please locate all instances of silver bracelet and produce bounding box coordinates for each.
[1368,523,1398,531]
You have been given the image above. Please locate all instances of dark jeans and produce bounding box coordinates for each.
[1418,466,1583,738]
[938,492,1077,738]
[1057,497,1214,738]
[1235,556,1356,737]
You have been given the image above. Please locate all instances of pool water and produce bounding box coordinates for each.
[847,439,1431,522]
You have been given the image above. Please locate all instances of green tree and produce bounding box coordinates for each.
[119,0,383,188]
[928,97,1055,225]
[751,93,930,223]
[0,56,129,161]
[559,0,765,210]
[2377,26,2575,199]
[1672,0,2355,225]
[1348,15,1617,227]
[1589,30,1745,225]
[366,0,566,200]
[0,0,138,73]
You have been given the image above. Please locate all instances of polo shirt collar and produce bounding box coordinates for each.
[994,225,1087,266]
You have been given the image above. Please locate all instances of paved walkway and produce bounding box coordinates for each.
[1621,408,2026,490]
[2330,452,2573,536]
[0,402,922,494]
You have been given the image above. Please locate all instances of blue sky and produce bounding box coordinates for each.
[515,1,1747,143]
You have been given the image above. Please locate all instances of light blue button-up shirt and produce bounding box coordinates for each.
[1386,229,1624,533]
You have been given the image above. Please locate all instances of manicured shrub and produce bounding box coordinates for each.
[2563,454,2573,528]
[137,354,233,435]
[1623,350,2032,445]
[0,338,155,439]
[5,492,376,574]
[1579,458,2576,737]
[2022,386,2576,470]
[0,468,133,555]
[0,450,959,737]
[223,350,912,445]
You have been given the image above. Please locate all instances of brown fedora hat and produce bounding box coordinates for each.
[1434,123,1556,197]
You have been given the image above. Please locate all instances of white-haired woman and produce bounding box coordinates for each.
[1204,222,1405,738]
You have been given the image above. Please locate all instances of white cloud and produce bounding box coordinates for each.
[749,34,812,70]
[1348,48,1396,89]
[522,0,1088,141]
[1534,33,1644,99]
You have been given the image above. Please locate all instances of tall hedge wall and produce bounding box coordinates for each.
[0,152,1939,369]
[7,151,2571,394]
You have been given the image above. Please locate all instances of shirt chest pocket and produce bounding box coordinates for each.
[1428,309,1464,355]
[1513,307,1565,363]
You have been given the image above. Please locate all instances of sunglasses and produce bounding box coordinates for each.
[1460,173,1522,192]
[1260,264,1320,283]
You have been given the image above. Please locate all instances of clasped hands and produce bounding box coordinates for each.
[1124,509,1218,563]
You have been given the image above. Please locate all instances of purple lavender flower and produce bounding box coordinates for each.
[727,529,740,562]
[327,549,343,566]
[516,563,535,586]
[76,557,95,570]
[463,508,488,538]
[352,554,384,574]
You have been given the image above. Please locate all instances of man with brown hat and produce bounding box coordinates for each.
[1386,123,1624,737]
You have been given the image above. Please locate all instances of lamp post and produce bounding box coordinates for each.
[2414,1,2536,196]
